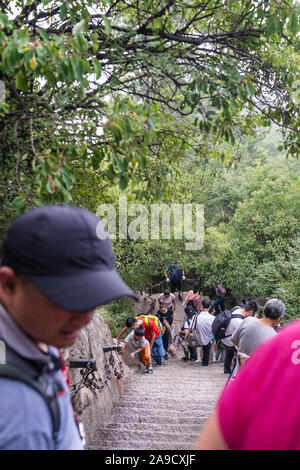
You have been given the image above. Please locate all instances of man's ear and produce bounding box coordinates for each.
[0,266,19,302]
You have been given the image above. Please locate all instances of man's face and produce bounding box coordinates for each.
[0,269,95,348]
[164,293,170,298]
[244,310,254,318]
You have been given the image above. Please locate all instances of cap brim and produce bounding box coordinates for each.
[28,269,138,312]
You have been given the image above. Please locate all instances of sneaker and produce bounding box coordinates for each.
[146,364,153,374]
[190,359,200,363]
[181,357,189,362]
[164,354,169,360]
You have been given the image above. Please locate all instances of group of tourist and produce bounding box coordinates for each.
[117,274,288,383]
[196,297,298,450]
[116,273,229,372]
[116,289,178,373]
[1,206,299,450]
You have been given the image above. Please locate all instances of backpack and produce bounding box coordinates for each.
[0,341,62,447]
[136,314,160,328]
[185,314,202,348]
[184,304,197,316]
[166,263,182,281]
[212,307,243,342]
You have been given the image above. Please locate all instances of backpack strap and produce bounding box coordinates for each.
[220,313,244,341]
[0,341,63,447]
[231,314,244,320]
[0,363,60,446]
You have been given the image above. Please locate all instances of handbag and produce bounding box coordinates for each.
[185,314,202,348]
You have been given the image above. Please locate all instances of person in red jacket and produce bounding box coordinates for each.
[116,316,167,365]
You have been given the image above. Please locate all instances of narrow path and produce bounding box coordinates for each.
[93,356,227,450]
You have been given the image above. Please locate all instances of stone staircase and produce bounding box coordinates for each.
[91,355,227,450]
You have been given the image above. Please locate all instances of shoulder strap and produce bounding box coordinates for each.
[0,341,62,447]
[0,363,60,446]
[191,314,198,331]
[231,314,244,320]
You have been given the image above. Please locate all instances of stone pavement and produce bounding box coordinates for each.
[92,354,227,450]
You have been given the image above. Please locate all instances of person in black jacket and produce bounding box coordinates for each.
[156,306,174,354]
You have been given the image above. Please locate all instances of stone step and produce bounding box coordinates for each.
[102,422,204,435]
[108,412,210,425]
[111,400,220,413]
[93,355,227,450]
[94,441,195,450]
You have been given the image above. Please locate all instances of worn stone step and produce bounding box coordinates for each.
[92,357,227,450]
[102,422,204,435]
[97,427,200,448]
[93,442,195,450]
[108,413,209,425]
[111,400,219,413]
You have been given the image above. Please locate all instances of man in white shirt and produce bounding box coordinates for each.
[191,299,215,366]
[221,301,258,373]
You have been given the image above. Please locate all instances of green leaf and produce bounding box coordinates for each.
[37,28,49,41]
[12,196,25,210]
[72,20,87,36]
[103,15,111,35]
[119,174,128,190]
[60,3,68,21]
[289,12,298,34]
[15,70,28,91]
[246,81,255,97]
[92,59,102,79]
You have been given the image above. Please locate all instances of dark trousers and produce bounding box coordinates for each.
[214,297,225,314]
[201,342,211,366]
[224,346,236,373]
[189,347,197,360]
[162,330,170,352]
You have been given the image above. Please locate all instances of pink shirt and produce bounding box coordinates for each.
[183,291,202,311]
[158,293,175,309]
[217,320,300,450]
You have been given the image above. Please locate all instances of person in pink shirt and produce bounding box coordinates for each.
[158,290,176,312]
[183,283,202,312]
[197,307,300,450]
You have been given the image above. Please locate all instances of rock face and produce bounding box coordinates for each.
[62,312,133,449]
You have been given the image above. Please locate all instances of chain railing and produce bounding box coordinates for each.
[69,345,124,397]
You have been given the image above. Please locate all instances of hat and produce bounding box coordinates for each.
[1,205,137,312]
[164,289,170,295]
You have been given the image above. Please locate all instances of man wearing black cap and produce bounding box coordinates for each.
[0,205,136,450]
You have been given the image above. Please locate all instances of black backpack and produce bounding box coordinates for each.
[0,341,62,447]
[184,304,197,316]
[212,307,243,342]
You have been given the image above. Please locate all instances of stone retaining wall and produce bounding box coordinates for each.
[62,312,133,448]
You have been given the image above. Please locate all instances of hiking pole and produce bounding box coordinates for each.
[226,356,237,386]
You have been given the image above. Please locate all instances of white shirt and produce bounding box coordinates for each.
[192,311,215,346]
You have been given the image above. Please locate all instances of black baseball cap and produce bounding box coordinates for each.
[1,205,137,312]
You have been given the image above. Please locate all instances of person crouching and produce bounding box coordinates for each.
[120,326,153,374]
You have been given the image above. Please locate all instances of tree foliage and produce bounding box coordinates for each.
[0,0,299,233]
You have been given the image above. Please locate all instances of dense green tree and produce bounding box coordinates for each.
[0,0,299,239]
